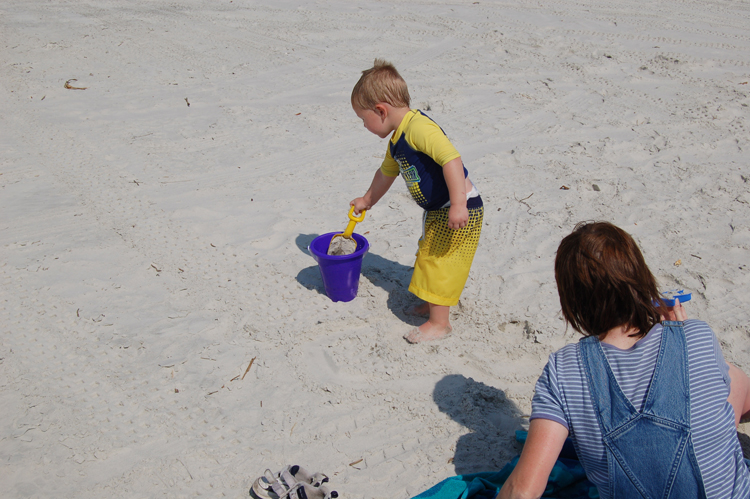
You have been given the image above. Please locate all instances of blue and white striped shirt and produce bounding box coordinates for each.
[531,320,750,498]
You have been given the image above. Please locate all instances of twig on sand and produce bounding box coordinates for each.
[64,79,87,90]
[242,357,256,380]
[514,192,536,214]
[177,459,193,480]
[349,459,363,467]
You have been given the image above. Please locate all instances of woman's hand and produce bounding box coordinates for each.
[658,297,687,322]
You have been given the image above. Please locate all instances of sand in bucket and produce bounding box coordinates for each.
[327,207,366,256]
[328,236,357,256]
[309,232,369,302]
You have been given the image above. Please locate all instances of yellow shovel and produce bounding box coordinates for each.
[328,206,366,255]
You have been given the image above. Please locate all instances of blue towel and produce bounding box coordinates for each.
[411,432,598,499]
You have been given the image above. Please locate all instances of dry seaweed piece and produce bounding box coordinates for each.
[64,79,87,90]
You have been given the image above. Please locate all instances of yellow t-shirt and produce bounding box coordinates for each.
[380,110,464,210]
[381,110,461,176]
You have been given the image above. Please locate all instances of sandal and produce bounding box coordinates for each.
[291,483,338,499]
[251,466,337,499]
[251,469,292,499]
[284,465,329,487]
[308,483,339,499]
[252,480,339,499]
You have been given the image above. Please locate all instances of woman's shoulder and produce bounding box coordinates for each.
[549,341,580,359]
[680,319,721,352]
[682,318,714,335]
[546,341,585,375]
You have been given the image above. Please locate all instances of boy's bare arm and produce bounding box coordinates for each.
[350,169,397,214]
[443,157,469,229]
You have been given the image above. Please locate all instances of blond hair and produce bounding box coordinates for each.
[351,59,411,110]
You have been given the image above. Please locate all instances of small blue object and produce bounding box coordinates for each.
[660,289,691,307]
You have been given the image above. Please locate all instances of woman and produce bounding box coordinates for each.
[498,222,750,498]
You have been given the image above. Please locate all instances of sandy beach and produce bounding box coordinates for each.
[1,0,749,497]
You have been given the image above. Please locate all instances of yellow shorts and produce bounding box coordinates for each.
[408,197,483,306]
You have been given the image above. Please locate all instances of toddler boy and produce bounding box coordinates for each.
[349,59,483,343]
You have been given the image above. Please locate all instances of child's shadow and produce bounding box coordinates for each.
[294,233,417,322]
[433,374,525,474]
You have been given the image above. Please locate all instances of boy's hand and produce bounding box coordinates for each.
[350,197,371,215]
[448,204,469,230]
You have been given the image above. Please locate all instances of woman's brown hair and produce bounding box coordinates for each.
[554,222,663,338]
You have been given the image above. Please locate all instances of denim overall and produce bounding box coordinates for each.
[579,321,707,498]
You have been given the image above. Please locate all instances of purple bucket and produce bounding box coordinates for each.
[308,232,369,302]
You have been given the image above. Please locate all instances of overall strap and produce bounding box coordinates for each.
[641,322,691,425]
[579,335,638,433]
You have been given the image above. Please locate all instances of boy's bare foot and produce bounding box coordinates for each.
[404,302,430,317]
[404,323,453,343]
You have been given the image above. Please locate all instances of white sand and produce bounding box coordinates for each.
[328,236,357,256]
[1,0,749,497]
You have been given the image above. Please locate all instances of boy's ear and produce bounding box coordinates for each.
[374,103,388,120]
